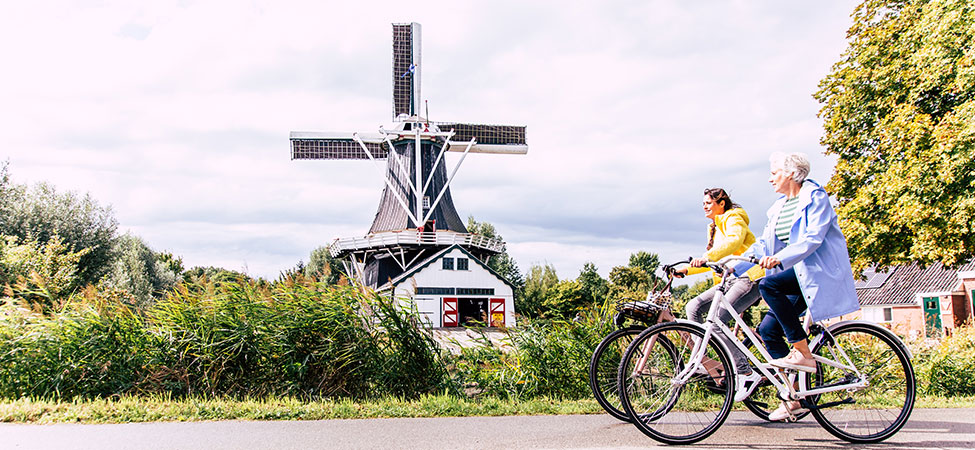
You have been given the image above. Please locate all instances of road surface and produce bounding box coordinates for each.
[2,408,972,449]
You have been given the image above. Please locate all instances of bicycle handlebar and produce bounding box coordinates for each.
[661,257,693,278]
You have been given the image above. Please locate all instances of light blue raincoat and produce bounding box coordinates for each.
[733,179,860,322]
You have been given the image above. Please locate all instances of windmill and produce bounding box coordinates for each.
[290,23,528,290]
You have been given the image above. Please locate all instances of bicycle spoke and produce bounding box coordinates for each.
[809,323,915,443]
[618,322,734,444]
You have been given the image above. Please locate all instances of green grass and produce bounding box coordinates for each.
[0,394,971,424]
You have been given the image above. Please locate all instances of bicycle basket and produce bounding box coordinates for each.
[615,292,672,323]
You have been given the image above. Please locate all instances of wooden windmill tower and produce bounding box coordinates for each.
[290,23,527,299]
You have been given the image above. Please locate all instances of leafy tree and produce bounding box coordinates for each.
[466,217,525,291]
[0,169,118,285]
[577,262,609,305]
[519,263,559,318]
[305,245,346,285]
[539,279,587,320]
[815,0,975,272]
[100,234,181,307]
[607,251,665,305]
[0,234,88,311]
[182,266,251,286]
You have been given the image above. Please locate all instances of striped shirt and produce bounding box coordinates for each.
[775,196,800,244]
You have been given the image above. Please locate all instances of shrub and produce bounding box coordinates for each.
[0,276,453,401]
[918,325,975,396]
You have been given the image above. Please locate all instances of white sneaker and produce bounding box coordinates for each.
[768,400,809,421]
[770,350,817,373]
[733,371,763,402]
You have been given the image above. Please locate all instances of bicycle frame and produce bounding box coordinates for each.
[672,255,868,402]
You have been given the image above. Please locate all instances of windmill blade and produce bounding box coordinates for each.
[290,132,389,160]
[437,123,527,145]
[436,123,528,154]
[392,23,421,120]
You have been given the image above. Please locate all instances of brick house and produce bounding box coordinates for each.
[836,262,975,339]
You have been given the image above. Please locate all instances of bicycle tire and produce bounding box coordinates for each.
[618,321,735,445]
[589,326,645,422]
[808,321,915,443]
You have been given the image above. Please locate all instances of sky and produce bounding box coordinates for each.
[0,0,861,283]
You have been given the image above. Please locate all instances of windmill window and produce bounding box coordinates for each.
[457,258,469,271]
[423,196,431,209]
[883,307,892,322]
[442,258,454,270]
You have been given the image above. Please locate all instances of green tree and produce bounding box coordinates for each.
[519,263,559,319]
[466,217,524,291]
[182,266,251,286]
[576,262,609,305]
[0,234,88,311]
[607,251,664,304]
[0,171,118,285]
[539,279,588,320]
[100,234,181,307]
[815,0,975,272]
[305,245,346,285]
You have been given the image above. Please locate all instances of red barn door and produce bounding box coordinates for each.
[489,298,505,327]
[442,298,458,327]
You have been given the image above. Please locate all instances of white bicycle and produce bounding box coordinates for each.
[617,255,916,445]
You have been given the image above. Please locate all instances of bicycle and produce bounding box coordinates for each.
[617,255,916,445]
[588,258,775,423]
[587,259,687,422]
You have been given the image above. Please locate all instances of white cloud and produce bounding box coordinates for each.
[0,0,860,279]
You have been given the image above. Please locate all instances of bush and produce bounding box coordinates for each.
[0,234,89,312]
[918,325,975,396]
[0,276,452,400]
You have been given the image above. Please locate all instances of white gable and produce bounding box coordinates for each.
[389,247,515,328]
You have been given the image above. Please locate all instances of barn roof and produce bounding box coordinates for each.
[380,244,516,292]
[856,261,975,306]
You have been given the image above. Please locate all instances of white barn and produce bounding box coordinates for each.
[380,244,516,328]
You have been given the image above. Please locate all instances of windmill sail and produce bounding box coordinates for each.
[392,23,421,119]
[290,132,389,159]
[437,123,527,145]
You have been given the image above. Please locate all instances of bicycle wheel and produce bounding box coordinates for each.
[618,322,734,445]
[808,321,915,443]
[589,326,644,421]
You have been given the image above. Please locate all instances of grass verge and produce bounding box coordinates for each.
[0,394,971,424]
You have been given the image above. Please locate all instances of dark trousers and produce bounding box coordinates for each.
[757,268,808,359]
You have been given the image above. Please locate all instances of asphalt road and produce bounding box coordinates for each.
[2,408,973,450]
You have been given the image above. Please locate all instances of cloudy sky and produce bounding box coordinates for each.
[0,0,860,282]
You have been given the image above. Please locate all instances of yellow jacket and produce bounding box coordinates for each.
[686,207,765,283]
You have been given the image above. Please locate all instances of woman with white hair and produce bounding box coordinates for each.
[731,152,860,421]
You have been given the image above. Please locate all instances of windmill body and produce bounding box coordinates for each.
[290,23,526,327]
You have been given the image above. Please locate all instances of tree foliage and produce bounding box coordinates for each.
[520,263,559,319]
[0,164,118,285]
[304,246,346,285]
[607,251,664,305]
[466,217,524,292]
[100,234,182,308]
[577,262,609,305]
[0,234,89,311]
[815,0,975,271]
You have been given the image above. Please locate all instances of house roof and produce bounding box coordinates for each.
[856,261,975,306]
[379,244,516,292]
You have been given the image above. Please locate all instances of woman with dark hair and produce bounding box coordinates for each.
[676,187,765,402]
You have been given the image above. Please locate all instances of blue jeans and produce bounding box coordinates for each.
[757,268,807,359]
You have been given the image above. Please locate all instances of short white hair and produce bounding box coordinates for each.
[769,152,810,183]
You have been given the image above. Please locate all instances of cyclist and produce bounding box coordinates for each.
[676,187,765,402]
[731,152,860,420]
